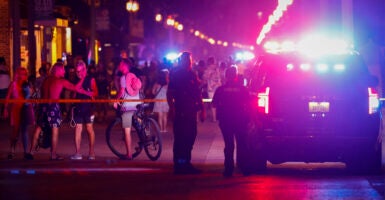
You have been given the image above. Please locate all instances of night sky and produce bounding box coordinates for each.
[138,0,277,45]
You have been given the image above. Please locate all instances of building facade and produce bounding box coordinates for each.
[0,0,11,72]
[0,0,72,77]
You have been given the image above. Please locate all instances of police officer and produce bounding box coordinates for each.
[167,52,206,174]
[212,66,251,177]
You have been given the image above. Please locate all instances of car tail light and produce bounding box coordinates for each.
[257,87,270,114]
[368,87,380,114]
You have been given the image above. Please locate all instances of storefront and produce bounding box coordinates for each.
[33,18,72,72]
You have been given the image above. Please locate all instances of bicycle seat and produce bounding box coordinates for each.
[137,103,150,109]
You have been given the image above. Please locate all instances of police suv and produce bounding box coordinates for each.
[249,37,382,173]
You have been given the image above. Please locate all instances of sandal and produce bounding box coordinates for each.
[50,155,64,161]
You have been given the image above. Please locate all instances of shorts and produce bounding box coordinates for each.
[121,111,135,128]
[73,106,95,124]
[47,103,62,128]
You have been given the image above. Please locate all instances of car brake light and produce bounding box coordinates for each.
[368,87,379,114]
[257,87,270,114]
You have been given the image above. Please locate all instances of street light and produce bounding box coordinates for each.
[125,0,140,58]
[126,0,139,13]
[166,16,176,49]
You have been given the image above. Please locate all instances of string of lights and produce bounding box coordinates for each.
[256,0,293,45]
[154,13,255,51]
[154,0,293,51]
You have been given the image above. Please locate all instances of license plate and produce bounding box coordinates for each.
[308,102,330,112]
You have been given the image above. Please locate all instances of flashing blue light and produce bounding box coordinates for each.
[235,51,255,61]
[165,52,179,61]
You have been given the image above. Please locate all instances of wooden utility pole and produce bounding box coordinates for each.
[28,0,36,77]
[10,0,21,74]
[89,0,96,64]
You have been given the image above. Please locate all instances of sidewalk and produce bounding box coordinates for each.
[0,111,225,165]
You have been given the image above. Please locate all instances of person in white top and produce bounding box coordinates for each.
[152,70,169,132]
[114,59,142,160]
[203,57,221,122]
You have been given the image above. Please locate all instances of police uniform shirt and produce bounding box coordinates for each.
[212,82,250,122]
[168,68,203,115]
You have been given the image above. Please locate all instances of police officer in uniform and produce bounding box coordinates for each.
[167,52,206,174]
[212,66,251,177]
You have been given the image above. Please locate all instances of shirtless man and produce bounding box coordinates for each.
[27,62,92,160]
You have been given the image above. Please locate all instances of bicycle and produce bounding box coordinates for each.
[106,103,162,161]
[34,104,52,151]
[36,124,52,151]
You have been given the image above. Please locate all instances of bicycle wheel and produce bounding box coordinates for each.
[131,128,143,159]
[106,117,130,159]
[143,118,162,161]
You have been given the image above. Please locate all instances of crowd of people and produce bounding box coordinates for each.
[0,52,256,177]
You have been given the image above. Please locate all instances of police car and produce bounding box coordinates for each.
[248,36,382,173]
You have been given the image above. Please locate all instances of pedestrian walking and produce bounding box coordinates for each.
[69,60,98,160]
[212,66,252,177]
[167,52,206,174]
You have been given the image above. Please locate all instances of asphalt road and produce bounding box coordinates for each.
[0,111,384,199]
[1,160,384,200]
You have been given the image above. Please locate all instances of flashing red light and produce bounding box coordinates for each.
[368,87,380,114]
[257,87,270,114]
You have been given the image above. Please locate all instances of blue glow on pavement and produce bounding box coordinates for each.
[26,170,36,174]
[4,167,161,174]
[10,169,20,174]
